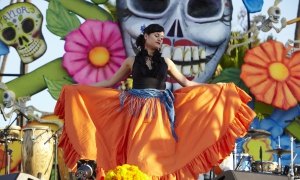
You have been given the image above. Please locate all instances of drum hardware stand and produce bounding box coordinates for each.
[233,143,237,169]
[285,119,297,180]
[0,107,18,175]
[207,166,216,180]
[259,146,263,173]
[287,154,298,180]
[6,148,12,174]
[277,136,283,174]
[233,137,251,170]
[235,156,245,171]
[290,136,295,180]
[69,172,74,180]
[44,127,62,180]
[287,135,297,180]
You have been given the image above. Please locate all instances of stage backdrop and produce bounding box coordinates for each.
[0,0,299,175]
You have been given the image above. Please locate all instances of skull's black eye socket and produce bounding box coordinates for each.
[188,0,222,18]
[3,93,8,99]
[275,9,280,14]
[22,18,34,33]
[129,0,169,14]
[2,27,16,41]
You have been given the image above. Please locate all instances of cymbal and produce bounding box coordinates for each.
[246,129,271,138]
[265,149,291,155]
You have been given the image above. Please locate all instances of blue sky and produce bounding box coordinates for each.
[0,0,299,127]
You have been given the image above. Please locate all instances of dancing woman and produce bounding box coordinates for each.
[55,24,256,179]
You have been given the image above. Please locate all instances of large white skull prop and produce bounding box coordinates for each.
[0,2,47,63]
[117,0,233,90]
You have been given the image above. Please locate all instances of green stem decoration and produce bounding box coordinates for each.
[0,58,68,104]
[46,0,113,21]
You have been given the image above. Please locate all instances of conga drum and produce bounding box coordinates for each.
[0,125,22,142]
[0,125,22,174]
[21,126,54,180]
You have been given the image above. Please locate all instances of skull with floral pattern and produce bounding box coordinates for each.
[0,2,47,63]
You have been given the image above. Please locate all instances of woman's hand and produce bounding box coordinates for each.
[89,57,134,87]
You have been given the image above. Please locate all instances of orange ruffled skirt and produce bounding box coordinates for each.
[54,83,256,180]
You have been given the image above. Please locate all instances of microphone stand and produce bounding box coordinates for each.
[44,127,62,180]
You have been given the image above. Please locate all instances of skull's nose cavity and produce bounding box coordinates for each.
[23,36,29,43]
[19,37,23,46]
[177,21,183,38]
[167,20,183,38]
[18,36,29,46]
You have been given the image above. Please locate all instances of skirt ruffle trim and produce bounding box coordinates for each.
[151,102,254,179]
[54,87,66,120]
[58,132,80,171]
[55,86,80,171]
[55,85,255,179]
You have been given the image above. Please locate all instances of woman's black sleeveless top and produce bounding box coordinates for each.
[132,56,168,90]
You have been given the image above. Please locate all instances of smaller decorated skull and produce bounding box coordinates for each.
[0,2,47,63]
[2,90,16,108]
[268,6,281,23]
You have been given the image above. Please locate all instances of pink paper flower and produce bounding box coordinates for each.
[63,20,126,85]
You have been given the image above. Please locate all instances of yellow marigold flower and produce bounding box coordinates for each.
[105,164,150,180]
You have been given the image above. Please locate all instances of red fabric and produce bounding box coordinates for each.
[55,83,256,179]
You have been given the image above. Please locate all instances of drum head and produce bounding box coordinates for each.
[23,125,52,131]
[5,125,21,130]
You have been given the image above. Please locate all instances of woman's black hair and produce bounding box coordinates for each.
[136,24,164,51]
[135,24,165,78]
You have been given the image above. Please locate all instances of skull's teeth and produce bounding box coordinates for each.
[182,48,192,76]
[19,39,40,57]
[192,47,200,74]
[161,45,172,59]
[162,44,206,76]
[172,47,182,71]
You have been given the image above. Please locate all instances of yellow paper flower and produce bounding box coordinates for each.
[240,40,300,110]
[105,164,150,180]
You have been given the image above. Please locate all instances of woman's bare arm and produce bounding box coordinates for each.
[165,57,201,87]
[89,57,134,87]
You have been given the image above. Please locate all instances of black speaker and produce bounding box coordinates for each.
[0,173,40,180]
[213,171,289,180]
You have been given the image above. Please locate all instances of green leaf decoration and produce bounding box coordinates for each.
[210,68,250,94]
[104,0,117,22]
[285,121,300,142]
[7,22,13,26]
[46,0,81,39]
[44,75,75,100]
[51,0,113,22]
[92,0,108,4]
[220,32,249,69]
[254,100,274,118]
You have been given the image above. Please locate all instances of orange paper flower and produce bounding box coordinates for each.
[240,40,300,110]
